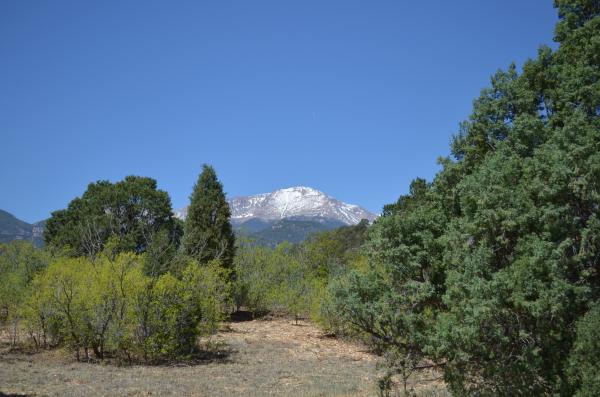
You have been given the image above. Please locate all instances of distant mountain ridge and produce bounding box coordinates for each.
[1,187,377,248]
[175,186,377,226]
[0,210,44,247]
[175,186,378,246]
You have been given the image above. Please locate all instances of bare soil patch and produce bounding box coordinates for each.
[0,318,445,396]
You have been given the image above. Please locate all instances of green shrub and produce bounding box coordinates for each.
[271,253,313,324]
[20,252,229,363]
[21,274,63,348]
[130,259,230,361]
[0,241,51,345]
[181,260,231,335]
[21,255,141,360]
[133,272,199,359]
[233,246,273,315]
[233,243,317,321]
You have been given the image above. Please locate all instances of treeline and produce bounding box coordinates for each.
[0,162,368,364]
[233,220,369,325]
[1,165,235,363]
[322,2,600,396]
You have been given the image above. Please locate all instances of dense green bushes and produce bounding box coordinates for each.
[0,241,53,345]
[2,225,365,363]
[233,223,369,327]
[327,1,600,395]
[233,243,314,322]
[132,259,230,361]
[13,251,230,362]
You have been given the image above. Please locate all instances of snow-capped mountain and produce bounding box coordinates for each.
[174,186,377,226]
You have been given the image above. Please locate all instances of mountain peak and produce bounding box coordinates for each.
[279,186,322,193]
[175,186,377,226]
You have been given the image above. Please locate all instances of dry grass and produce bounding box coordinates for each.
[0,317,447,396]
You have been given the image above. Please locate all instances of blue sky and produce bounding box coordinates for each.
[1,1,558,223]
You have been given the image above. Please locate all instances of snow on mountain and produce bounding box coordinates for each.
[174,186,378,226]
[173,208,188,220]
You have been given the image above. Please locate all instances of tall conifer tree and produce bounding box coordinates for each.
[182,164,235,270]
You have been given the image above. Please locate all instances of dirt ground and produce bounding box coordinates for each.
[0,317,447,396]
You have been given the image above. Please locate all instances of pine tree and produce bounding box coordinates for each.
[182,165,235,270]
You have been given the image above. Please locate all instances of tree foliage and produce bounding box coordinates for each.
[233,243,312,319]
[330,2,600,395]
[44,176,181,259]
[233,221,370,325]
[182,165,235,270]
[0,241,52,345]
[567,302,600,397]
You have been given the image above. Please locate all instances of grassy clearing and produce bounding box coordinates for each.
[0,317,447,396]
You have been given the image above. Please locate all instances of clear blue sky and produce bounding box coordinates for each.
[1,1,558,223]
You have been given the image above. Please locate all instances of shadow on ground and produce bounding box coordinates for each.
[229,310,256,322]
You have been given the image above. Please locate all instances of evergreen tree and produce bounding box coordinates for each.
[45,176,179,258]
[182,164,235,270]
[330,1,600,395]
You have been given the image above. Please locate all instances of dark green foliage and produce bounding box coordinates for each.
[567,303,600,396]
[182,165,235,270]
[44,176,179,258]
[330,2,600,395]
[329,179,447,386]
[311,218,370,256]
[133,261,230,361]
[554,0,600,42]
